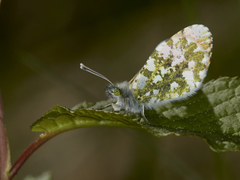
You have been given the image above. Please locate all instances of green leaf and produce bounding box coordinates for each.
[31,101,141,134]
[31,77,240,152]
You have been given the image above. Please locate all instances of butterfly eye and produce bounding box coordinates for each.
[113,89,121,96]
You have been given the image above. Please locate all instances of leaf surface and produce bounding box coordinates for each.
[31,77,240,152]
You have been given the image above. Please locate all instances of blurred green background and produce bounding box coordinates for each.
[1,0,240,179]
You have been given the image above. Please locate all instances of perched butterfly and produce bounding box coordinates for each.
[80,24,213,124]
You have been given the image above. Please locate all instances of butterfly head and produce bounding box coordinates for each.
[105,84,121,99]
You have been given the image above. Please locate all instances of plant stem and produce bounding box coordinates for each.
[8,132,56,180]
[0,91,10,180]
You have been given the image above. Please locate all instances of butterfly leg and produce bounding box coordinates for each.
[97,103,122,111]
[140,105,153,125]
[96,104,112,110]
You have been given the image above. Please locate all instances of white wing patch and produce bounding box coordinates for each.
[153,75,162,83]
[137,75,148,89]
[144,58,155,71]
[170,82,179,91]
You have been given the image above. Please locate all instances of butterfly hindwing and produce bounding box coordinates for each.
[129,24,213,106]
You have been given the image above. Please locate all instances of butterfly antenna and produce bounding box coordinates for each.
[80,63,115,86]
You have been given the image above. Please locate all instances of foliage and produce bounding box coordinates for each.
[31,77,240,152]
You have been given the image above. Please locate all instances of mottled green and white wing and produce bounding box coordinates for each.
[129,24,213,106]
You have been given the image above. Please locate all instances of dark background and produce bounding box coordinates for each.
[1,0,240,179]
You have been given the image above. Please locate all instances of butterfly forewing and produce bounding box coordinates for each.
[129,24,213,105]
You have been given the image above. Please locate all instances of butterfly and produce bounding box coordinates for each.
[80,24,213,124]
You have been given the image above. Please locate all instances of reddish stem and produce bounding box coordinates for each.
[8,132,56,180]
[0,91,10,180]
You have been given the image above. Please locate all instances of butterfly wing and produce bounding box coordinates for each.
[129,24,213,106]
